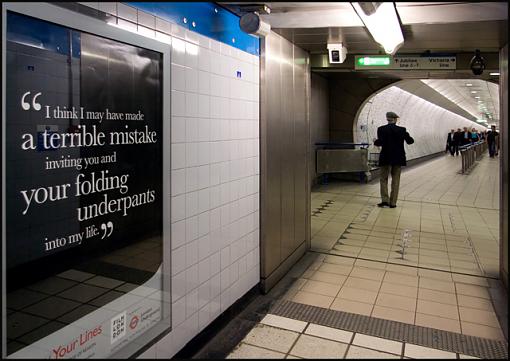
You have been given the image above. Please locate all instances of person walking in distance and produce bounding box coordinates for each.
[487,125,499,157]
[446,129,455,156]
[453,128,462,156]
[373,112,414,208]
[462,127,471,146]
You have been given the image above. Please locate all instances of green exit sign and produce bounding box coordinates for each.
[356,56,391,66]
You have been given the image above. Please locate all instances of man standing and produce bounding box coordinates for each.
[462,127,471,146]
[374,112,414,208]
[453,128,462,156]
[487,125,499,157]
[446,129,455,156]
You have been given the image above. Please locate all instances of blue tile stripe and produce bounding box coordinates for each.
[125,2,260,56]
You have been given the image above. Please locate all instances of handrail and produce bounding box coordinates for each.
[315,142,370,149]
[458,140,484,150]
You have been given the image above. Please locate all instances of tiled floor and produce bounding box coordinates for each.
[282,254,506,341]
[198,250,506,359]
[6,237,161,355]
[228,314,474,359]
[311,154,500,278]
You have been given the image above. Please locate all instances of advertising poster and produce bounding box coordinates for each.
[4,11,166,358]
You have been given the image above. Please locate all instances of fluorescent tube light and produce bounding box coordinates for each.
[490,72,500,76]
[351,2,404,55]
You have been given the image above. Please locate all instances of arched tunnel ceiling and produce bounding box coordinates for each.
[420,79,499,126]
[394,79,499,127]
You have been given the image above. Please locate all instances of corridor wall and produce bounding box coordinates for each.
[259,31,310,292]
[310,73,330,186]
[22,2,261,359]
[499,43,508,289]
[354,85,486,161]
[166,29,260,358]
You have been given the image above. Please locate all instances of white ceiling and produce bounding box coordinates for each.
[421,79,500,126]
[220,2,505,126]
[250,2,508,28]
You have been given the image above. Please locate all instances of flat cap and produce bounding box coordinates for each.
[386,111,399,119]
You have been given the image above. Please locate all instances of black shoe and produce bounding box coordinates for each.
[377,202,389,208]
[389,205,397,208]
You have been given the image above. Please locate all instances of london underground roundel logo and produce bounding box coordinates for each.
[129,315,139,330]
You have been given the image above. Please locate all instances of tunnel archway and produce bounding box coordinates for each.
[353,79,490,162]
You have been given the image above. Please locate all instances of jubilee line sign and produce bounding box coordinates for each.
[355,55,457,70]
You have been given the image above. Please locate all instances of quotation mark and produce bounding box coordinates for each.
[100,221,114,239]
[21,91,42,111]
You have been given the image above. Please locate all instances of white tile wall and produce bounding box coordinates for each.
[165,25,260,361]
[73,4,260,358]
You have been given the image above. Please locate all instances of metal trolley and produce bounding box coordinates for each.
[315,143,372,183]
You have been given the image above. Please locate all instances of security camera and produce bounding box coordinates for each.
[239,12,271,37]
[470,49,486,75]
[327,43,347,64]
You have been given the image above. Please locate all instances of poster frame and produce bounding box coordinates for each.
[1,2,172,358]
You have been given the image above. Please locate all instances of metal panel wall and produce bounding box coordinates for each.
[260,31,310,291]
[310,73,330,186]
[499,43,508,289]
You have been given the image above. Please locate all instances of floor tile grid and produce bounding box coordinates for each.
[315,155,499,210]
[314,193,498,277]
[229,316,477,359]
[7,237,162,354]
[289,255,505,341]
[6,271,136,352]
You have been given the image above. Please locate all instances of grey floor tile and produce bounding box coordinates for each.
[23,297,82,319]
[7,312,49,339]
[26,277,78,295]
[84,275,125,289]
[7,341,28,355]
[58,283,110,303]
[57,304,98,324]
[57,269,95,282]
[7,289,49,310]
[88,290,125,307]
[17,321,67,344]
[115,282,140,293]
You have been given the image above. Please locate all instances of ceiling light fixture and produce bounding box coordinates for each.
[466,83,473,87]
[351,2,404,55]
[471,91,477,94]
[490,72,500,76]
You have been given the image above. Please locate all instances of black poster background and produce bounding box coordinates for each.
[5,12,163,351]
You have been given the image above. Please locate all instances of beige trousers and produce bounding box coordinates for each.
[380,165,402,206]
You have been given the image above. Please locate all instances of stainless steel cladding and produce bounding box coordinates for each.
[260,31,311,291]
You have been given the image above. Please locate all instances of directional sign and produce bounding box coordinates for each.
[355,55,456,70]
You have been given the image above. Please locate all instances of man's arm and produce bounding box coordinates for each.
[374,127,382,147]
[404,129,414,145]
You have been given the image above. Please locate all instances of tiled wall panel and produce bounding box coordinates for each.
[165,33,260,358]
[78,2,260,358]
[354,86,486,161]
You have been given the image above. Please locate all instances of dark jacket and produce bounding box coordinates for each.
[453,131,462,145]
[487,130,499,143]
[461,131,471,145]
[447,132,455,144]
[374,123,414,166]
